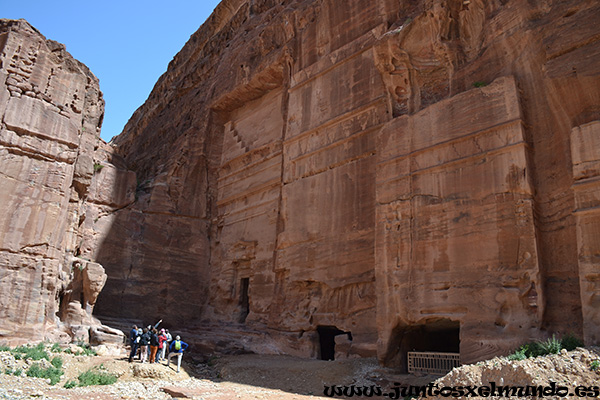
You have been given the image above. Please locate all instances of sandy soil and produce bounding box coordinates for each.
[0,348,433,400]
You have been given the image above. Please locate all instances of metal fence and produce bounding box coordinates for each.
[407,351,461,375]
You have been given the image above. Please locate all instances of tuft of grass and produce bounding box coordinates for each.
[93,163,104,173]
[591,360,599,371]
[0,345,11,352]
[77,368,117,387]
[13,369,22,376]
[473,81,488,88]
[538,335,562,355]
[4,368,13,375]
[26,363,63,385]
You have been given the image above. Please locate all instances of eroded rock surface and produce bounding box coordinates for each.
[0,19,131,344]
[93,0,600,367]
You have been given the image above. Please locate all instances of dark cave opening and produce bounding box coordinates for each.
[317,325,351,361]
[239,277,250,323]
[388,319,460,373]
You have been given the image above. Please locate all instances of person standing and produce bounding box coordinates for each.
[139,328,150,363]
[149,328,159,363]
[167,335,189,373]
[157,329,168,362]
[165,329,173,357]
[128,325,139,363]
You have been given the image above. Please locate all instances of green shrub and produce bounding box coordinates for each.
[81,347,97,356]
[561,333,584,351]
[591,360,599,371]
[93,163,104,173]
[50,356,63,369]
[4,368,13,375]
[50,343,63,353]
[75,342,97,356]
[13,369,22,376]
[26,363,63,385]
[507,347,528,361]
[473,81,488,88]
[64,380,78,389]
[77,368,117,387]
[12,343,49,361]
[507,334,568,360]
[0,345,11,352]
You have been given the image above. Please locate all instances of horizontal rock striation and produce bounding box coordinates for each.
[0,19,132,344]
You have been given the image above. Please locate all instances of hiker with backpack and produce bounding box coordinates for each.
[167,335,189,373]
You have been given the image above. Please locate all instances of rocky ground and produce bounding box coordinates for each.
[0,346,599,399]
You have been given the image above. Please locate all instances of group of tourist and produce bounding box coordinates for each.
[128,320,189,372]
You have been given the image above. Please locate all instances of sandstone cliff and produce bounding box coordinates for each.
[0,19,131,345]
[97,0,600,366]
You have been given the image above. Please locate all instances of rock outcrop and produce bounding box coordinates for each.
[0,19,132,345]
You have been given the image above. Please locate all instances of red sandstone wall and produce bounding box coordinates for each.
[0,19,133,344]
[93,0,600,363]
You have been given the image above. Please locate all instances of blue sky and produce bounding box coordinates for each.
[3,0,221,142]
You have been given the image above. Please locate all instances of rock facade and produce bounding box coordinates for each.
[0,19,132,344]
[95,0,600,366]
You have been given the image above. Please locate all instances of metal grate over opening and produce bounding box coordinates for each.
[407,351,461,375]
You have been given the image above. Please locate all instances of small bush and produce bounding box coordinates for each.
[93,163,104,173]
[591,360,599,371]
[0,345,11,352]
[26,363,63,385]
[561,333,584,351]
[4,368,13,375]
[64,380,78,389]
[507,347,528,361]
[77,369,117,387]
[50,356,63,369]
[13,369,22,376]
[12,343,49,361]
[50,343,63,353]
[75,342,97,356]
[473,81,488,88]
[507,334,569,360]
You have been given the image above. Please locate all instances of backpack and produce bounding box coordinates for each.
[174,340,181,351]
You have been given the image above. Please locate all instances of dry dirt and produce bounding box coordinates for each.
[0,347,431,400]
[1,347,599,399]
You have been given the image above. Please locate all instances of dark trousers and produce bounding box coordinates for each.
[129,343,139,362]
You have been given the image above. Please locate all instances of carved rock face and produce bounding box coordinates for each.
[0,19,132,344]
[91,0,600,364]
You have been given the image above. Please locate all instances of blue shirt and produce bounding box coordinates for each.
[169,340,188,353]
